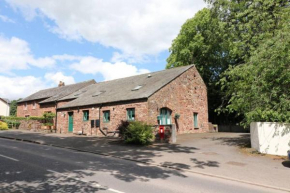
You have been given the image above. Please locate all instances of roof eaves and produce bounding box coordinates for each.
[18,97,50,103]
[57,97,148,110]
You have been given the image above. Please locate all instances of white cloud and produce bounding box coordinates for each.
[0,36,55,73]
[70,56,150,80]
[0,14,15,23]
[0,72,75,100]
[44,72,75,85]
[6,0,206,61]
[0,75,46,100]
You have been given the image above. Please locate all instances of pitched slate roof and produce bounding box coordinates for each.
[19,79,96,103]
[0,98,10,104]
[58,65,194,109]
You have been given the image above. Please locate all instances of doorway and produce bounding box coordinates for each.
[68,112,73,132]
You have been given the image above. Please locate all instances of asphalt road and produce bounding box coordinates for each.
[0,138,286,193]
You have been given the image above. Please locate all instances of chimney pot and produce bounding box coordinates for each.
[58,81,65,87]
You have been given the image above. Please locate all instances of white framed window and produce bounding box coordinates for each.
[160,108,172,125]
[194,113,198,128]
[24,102,27,110]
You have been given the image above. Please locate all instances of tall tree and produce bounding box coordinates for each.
[167,1,290,125]
[9,99,22,116]
[206,0,290,63]
[167,8,230,83]
[206,0,290,125]
[167,8,234,124]
[220,26,290,126]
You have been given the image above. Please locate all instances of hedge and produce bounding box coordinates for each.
[0,121,8,130]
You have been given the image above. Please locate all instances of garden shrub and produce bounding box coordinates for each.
[124,121,154,145]
[0,121,8,130]
[29,116,45,121]
[42,112,56,128]
[117,120,130,138]
[2,119,20,128]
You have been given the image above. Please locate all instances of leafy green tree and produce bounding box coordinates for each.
[205,0,290,63]
[167,8,234,123]
[9,98,22,116]
[167,8,230,83]
[220,26,290,126]
[168,1,290,125]
[207,0,290,125]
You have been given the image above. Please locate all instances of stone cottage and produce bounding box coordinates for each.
[56,65,209,135]
[17,80,96,117]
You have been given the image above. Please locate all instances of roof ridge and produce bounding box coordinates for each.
[58,64,196,109]
[94,64,194,85]
[39,79,95,92]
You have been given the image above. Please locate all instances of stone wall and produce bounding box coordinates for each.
[56,99,148,136]
[17,100,42,117]
[17,100,70,118]
[18,120,43,131]
[56,66,209,135]
[148,66,209,134]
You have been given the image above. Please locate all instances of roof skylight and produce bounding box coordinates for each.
[92,91,105,97]
[132,85,142,91]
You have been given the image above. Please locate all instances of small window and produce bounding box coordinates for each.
[83,110,89,121]
[74,93,81,96]
[127,108,135,121]
[103,111,110,123]
[24,102,27,110]
[194,113,198,128]
[160,108,172,125]
[92,91,105,97]
[33,101,36,109]
[132,85,142,91]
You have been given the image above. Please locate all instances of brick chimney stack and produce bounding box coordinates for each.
[58,81,65,87]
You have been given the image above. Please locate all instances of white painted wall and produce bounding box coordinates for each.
[0,100,10,116]
[251,122,290,156]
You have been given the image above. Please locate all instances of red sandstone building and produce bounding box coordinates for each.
[17,80,96,117]
[18,65,209,135]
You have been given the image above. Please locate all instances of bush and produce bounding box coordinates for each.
[124,121,154,145]
[2,119,20,128]
[0,121,8,130]
[117,120,130,138]
[0,116,26,121]
[29,116,45,121]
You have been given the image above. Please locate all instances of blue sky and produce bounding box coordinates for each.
[0,0,205,100]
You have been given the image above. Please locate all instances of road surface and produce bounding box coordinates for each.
[0,138,286,193]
